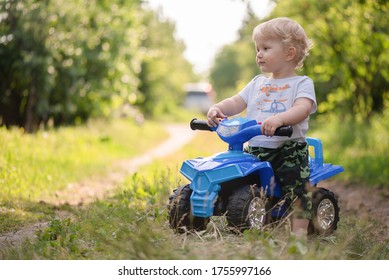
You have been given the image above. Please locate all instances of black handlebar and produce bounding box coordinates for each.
[190,118,213,131]
[190,118,293,137]
[274,126,293,137]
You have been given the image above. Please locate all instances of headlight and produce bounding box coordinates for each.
[217,121,241,137]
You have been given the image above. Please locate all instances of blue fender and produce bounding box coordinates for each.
[307,137,345,185]
[180,151,280,217]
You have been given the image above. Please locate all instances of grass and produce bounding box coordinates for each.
[3,167,387,260]
[1,113,388,260]
[2,121,388,260]
[309,110,389,188]
[0,118,168,234]
[0,118,168,200]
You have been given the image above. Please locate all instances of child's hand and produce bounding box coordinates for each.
[261,115,284,136]
[207,106,226,127]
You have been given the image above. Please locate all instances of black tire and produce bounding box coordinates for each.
[226,185,270,232]
[168,184,209,233]
[308,188,340,236]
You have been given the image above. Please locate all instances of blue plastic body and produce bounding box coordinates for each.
[180,118,344,218]
[306,137,345,185]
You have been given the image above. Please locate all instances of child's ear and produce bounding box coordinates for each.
[285,46,296,62]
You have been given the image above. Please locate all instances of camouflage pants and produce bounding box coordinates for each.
[246,141,312,219]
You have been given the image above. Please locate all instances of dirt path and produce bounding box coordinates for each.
[45,124,196,206]
[321,180,389,235]
[0,124,195,248]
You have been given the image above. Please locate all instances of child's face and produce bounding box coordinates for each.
[254,38,291,77]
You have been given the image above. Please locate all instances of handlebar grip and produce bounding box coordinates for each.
[274,126,293,137]
[190,119,213,131]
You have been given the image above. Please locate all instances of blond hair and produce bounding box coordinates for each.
[252,17,312,69]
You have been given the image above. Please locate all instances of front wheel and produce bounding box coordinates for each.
[226,185,270,232]
[168,184,209,233]
[309,188,340,236]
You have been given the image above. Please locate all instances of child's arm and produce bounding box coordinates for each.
[261,97,313,136]
[207,95,246,127]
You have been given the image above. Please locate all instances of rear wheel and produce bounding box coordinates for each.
[226,185,270,232]
[309,188,340,236]
[168,184,209,233]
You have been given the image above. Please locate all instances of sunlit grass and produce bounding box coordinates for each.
[136,130,224,187]
[0,118,167,201]
[0,118,168,233]
[5,163,387,260]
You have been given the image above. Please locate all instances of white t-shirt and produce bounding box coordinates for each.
[239,75,317,148]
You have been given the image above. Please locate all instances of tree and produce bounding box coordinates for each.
[209,3,259,101]
[267,0,389,120]
[0,0,195,131]
[136,9,196,117]
[209,0,389,121]
[0,0,50,130]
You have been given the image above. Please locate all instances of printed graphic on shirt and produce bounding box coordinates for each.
[257,83,290,114]
[261,99,288,113]
[260,83,290,96]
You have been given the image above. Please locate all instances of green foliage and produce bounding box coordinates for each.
[0,0,142,130]
[0,0,195,131]
[210,0,389,121]
[210,42,255,101]
[36,218,81,257]
[137,10,197,117]
[271,0,389,121]
[210,6,259,101]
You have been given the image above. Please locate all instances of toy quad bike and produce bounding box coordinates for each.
[168,117,344,236]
